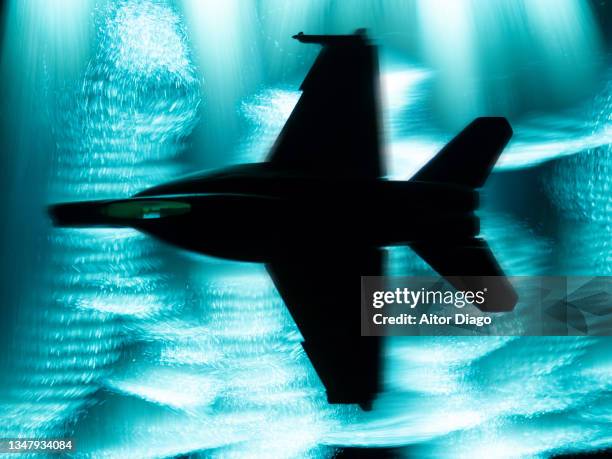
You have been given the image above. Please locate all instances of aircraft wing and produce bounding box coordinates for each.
[266,245,383,409]
[267,30,384,179]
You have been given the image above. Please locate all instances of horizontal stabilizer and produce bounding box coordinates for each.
[410,238,518,312]
[412,117,512,188]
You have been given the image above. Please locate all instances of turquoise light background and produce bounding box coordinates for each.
[0,1,610,458]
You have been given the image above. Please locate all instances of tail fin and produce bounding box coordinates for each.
[412,117,512,188]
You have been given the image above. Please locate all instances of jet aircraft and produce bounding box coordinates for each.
[49,29,517,410]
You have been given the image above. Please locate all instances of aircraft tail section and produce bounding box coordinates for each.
[409,117,517,311]
[411,117,512,189]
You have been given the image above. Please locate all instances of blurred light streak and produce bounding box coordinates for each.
[0,0,201,444]
[76,266,341,458]
[544,69,611,276]
[256,0,328,80]
[416,0,602,128]
[179,0,263,167]
[0,1,610,457]
[239,66,612,179]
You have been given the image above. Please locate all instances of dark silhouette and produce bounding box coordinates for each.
[49,30,517,410]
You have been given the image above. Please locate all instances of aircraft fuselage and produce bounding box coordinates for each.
[51,163,479,262]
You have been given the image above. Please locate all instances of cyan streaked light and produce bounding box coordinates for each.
[416,0,482,127]
[322,336,612,457]
[1,1,611,457]
[239,65,612,179]
[107,0,193,78]
[415,0,602,129]
[0,0,92,86]
[78,266,339,458]
[0,0,202,445]
[255,0,328,80]
[179,0,263,165]
[547,73,612,225]
[106,366,219,411]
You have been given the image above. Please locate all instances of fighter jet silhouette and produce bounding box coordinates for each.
[49,29,517,410]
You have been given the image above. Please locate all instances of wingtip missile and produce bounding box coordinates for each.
[292,29,368,45]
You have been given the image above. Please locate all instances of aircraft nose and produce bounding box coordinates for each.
[48,199,192,227]
[101,200,192,219]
